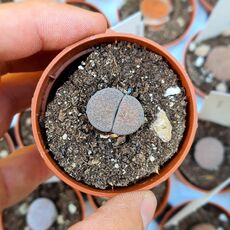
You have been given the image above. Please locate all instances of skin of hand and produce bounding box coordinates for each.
[0,1,157,229]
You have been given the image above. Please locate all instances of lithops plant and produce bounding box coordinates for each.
[86,88,145,135]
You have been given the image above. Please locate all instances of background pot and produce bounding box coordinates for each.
[117,0,196,48]
[200,0,213,13]
[87,178,171,218]
[66,0,111,27]
[3,132,15,153]
[0,188,85,229]
[183,31,207,97]
[32,32,197,197]
[176,169,230,193]
[159,201,230,230]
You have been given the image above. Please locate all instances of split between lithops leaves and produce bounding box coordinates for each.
[86,88,144,135]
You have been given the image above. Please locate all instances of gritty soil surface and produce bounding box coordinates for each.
[164,203,229,230]
[19,110,34,146]
[3,182,82,230]
[0,136,10,159]
[119,0,193,45]
[43,41,187,189]
[180,120,230,190]
[185,34,230,95]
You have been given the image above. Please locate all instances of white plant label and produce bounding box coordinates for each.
[199,91,230,127]
[112,11,144,37]
[196,0,230,43]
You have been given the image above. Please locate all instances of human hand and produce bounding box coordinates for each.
[0,1,156,229]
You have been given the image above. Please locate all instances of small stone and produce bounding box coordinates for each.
[164,86,181,97]
[26,198,57,230]
[0,150,8,158]
[18,203,28,215]
[112,95,145,135]
[191,223,216,230]
[62,133,67,140]
[205,73,214,83]
[189,42,196,52]
[222,29,230,37]
[115,136,126,145]
[110,133,119,139]
[177,17,185,27]
[68,203,77,214]
[216,82,227,92]
[57,215,64,224]
[194,44,210,57]
[78,65,84,70]
[26,117,32,126]
[194,56,205,67]
[218,213,228,222]
[100,134,110,139]
[205,46,230,81]
[114,163,119,168]
[150,109,172,142]
[194,137,224,170]
[149,155,155,162]
[58,110,65,122]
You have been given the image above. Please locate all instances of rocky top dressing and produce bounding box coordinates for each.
[185,30,230,94]
[0,136,10,159]
[44,41,187,189]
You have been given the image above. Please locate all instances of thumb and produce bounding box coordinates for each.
[70,191,157,230]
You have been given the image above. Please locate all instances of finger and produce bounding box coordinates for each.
[0,145,52,211]
[0,1,107,62]
[70,191,157,230]
[0,71,42,137]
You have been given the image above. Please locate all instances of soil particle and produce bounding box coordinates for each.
[0,136,10,158]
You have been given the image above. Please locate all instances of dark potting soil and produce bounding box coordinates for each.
[19,110,34,146]
[179,120,230,190]
[0,136,10,159]
[185,33,230,95]
[163,203,229,230]
[119,0,193,45]
[93,181,166,207]
[151,181,166,206]
[44,41,187,189]
[3,182,82,230]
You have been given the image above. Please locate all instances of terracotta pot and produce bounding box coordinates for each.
[3,132,15,153]
[31,32,197,197]
[159,201,230,230]
[176,168,230,194]
[87,178,171,218]
[117,0,196,48]
[66,0,111,28]
[0,189,85,230]
[200,0,213,13]
[14,113,25,148]
[183,31,207,98]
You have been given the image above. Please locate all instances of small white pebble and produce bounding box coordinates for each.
[164,86,181,97]
[189,42,196,52]
[100,134,110,139]
[0,150,8,158]
[205,73,214,83]
[149,156,155,162]
[169,102,174,107]
[62,134,67,140]
[78,65,84,70]
[219,213,228,222]
[26,118,32,126]
[136,65,140,68]
[18,203,28,215]
[177,17,185,27]
[68,203,77,214]
[114,163,119,169]
[71,163,76,168]
[216,82,227,92]
[194,56,205,67]
[57,215,64,224]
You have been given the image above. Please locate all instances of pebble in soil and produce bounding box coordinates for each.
[0,136,10,158]
[3,183,82,230]
[186,31,230,94]
[119,0,193,45]
[44,41,187,189]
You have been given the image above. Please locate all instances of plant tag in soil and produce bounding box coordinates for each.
[195,0,230,43]
[199,91,230,127]
[112,11,144,36]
